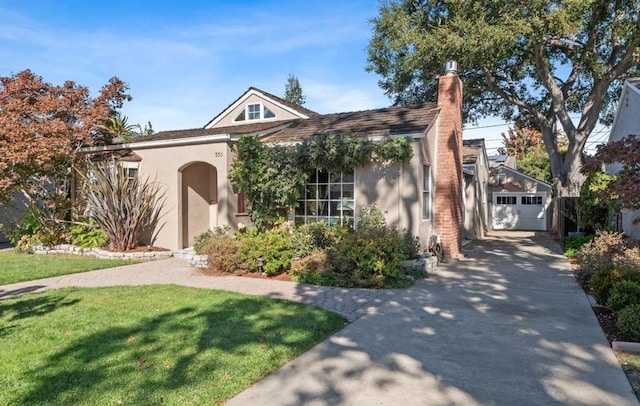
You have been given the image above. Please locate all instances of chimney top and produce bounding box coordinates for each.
[445,60,458,75]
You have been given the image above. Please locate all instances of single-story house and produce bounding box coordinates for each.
[605,78,640,240]
[462,139,490,239]
[488,165,552,231]
[91,68,468,261]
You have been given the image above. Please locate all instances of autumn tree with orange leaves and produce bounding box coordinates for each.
[0,70,130,243]
[0,70,130,202]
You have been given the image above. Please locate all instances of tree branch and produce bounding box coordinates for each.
[482,68,546,125]
[533,43,576,135]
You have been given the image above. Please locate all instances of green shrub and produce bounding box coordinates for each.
[607,281,640,313]
[357,205,387,230]
[69,220,109,248]
[329,226,406,288]
[289,251,337,285]
[200,234,243,273]
[6,205,74,252]
[292,221,347,257]
[576,230,628,274]
[564,235,593,258]
[617,304,640,342]
[239,229,296,276]
[193,225,231,254]
[401,230,420,260]
[590,267,640,305]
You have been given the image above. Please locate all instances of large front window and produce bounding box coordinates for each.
[295,170,354,226]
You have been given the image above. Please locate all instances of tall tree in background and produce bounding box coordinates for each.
[499,126,545,162]
[367,0,640,201]
[284,74,306,106]
[0,69,130,205]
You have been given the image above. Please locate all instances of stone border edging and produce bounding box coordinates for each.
[33,244,173,260]
[612,341,640,354]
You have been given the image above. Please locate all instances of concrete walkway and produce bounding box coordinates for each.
[1,232,638,405]
[0,256,397,323]
[227,232,638,405]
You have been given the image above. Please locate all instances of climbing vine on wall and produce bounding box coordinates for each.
[228,133,414,230]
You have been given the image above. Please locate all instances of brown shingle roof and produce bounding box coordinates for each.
[119,102,438,146]
[263,103,439,143]
[463,139,485,164]
[122,120,293,144]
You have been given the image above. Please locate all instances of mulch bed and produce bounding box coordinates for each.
[197,267,293,282]
[570,260,633,344]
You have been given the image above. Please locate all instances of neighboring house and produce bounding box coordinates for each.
[488,165,552,231]
[462,139,490,239]
[606,77,640,239]
[89,69,467,261]
[0,191,30,244]
[488,154,516,169]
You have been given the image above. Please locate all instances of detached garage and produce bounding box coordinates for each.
[489,165,552,231]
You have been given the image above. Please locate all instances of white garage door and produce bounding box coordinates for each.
[492,192,547,231]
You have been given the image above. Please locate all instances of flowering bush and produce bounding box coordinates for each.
[575,230,628,275]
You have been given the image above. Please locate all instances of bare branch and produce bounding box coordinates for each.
[533,44,576,135]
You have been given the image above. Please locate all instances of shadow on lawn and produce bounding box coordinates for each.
[0,292,80,337]
[17,291,340,405]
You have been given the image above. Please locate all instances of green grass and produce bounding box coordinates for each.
[615,351,640,401]
[0,285,346,405]
[0,251,137,285]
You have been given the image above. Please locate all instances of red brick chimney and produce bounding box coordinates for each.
[434,61,464,261]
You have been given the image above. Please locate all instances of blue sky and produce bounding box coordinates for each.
[1,1,608,154]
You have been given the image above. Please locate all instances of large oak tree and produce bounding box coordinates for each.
[0,69,130,207]
[367,0,640,200]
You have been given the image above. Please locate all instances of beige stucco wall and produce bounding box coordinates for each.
[132,141,238,250]
[209,94,304,129]
[356,135,434,250]
[128,129,436,251]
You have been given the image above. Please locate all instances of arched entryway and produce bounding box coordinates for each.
[179,162,217,248]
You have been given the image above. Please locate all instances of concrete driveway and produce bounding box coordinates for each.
[227,232,638,405]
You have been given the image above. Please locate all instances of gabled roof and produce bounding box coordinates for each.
[490,164,551,187]
[112,91,438,149]
[462,138,486,164]
[123,120,291,145]
[608,78,640,143]
[204,87,319,129]
[262,103,439,143]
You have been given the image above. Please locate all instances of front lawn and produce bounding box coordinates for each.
[0,251,137,285]
[0,285,346,405]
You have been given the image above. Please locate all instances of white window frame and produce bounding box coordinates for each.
[120,162,140,180]
[233,102,278,123]
[423,165,431,220]
[295,170,355,226]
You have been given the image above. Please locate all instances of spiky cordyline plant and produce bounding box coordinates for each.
[77,162,166,252]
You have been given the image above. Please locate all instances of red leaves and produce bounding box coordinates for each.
[0,69,130,200]
[584,134,640,211]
